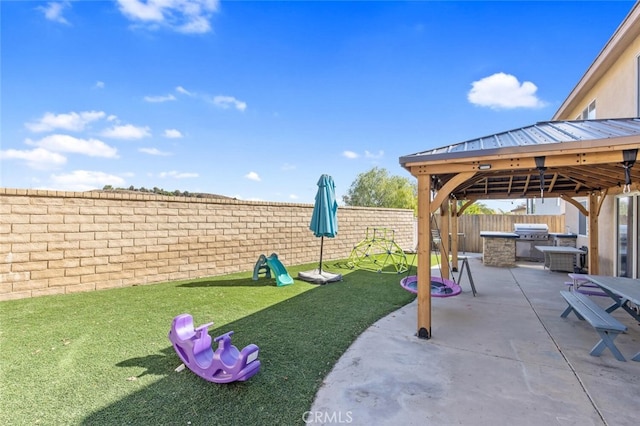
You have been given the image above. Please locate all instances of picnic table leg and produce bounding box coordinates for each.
[605,302,621,313]
[603,297,640,322]
[601,288,625,314]
[561,305,584,320]
[632,352,640,362]
[591,330,626,361]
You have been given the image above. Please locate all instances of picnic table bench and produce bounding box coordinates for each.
[560,290,628,361]
[565,273,606,297]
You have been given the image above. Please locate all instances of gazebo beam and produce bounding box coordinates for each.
[549,173,559,192]
[430,172,476,213]
[523,175,531,195]
[560,194,589,216]
[405,146,632,175]
[607,182,640,195]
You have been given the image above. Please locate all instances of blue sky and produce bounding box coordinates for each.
[0,1,635,211]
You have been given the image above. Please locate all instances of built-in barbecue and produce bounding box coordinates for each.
[514,223,551,261]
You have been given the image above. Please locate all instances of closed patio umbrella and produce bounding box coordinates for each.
[310,174,338,273]
[298,175,342,284]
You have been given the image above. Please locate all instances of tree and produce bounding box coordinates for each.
[459,201,496,215]
[343,167,417,212]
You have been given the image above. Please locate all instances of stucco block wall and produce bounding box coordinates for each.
[0,189,415,300]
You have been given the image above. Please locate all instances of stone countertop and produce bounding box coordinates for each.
[480,232,519,239]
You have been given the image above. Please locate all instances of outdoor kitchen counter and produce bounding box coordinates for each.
[480,232,518,267]
[480,232,519,238]
[549,233,578,248]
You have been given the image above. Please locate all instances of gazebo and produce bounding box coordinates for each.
[399,118,640,339]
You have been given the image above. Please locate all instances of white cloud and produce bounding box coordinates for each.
[281,163,296,171]
[213,95,247,112]
[342,151,359,159]
[244,171,261,182]
[163,129,183,138]
[95,81,105,89]
[50,170,126,191]
[365,150,384,159]
[179,15,210,34]
[38,1,71,25]
[289,194,298,200]
[139,147,171,156]
[26,111,106,133]
[467,72,547,110]
[101,124,151,139]
[0,148,67,170]
[116,0,164,21]
[26,134,118,158]
[144,94,177,103]
[116,0,220,34]
[176,86,194,96]
[158,170,199,178]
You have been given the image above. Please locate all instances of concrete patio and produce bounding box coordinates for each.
[311,254,640,425]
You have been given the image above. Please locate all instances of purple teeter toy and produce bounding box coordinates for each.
[168,313,261,383]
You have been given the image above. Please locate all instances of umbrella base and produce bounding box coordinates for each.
[298,269,342,285]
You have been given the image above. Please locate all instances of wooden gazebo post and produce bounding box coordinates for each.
[416,174,432,339]
[415,171,475,338]
[588,190,607,275]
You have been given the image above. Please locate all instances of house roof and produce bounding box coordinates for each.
[399,118,640,200]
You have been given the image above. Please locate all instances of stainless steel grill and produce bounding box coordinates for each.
[514,223,550,261]
[513,223,550,240]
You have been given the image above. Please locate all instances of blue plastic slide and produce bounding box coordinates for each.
[265,254,294,286]
[252,253,293,286]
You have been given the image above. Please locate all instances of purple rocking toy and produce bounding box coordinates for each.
[168,313,261,383]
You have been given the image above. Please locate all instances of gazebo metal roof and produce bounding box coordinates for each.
[400,118,640,200]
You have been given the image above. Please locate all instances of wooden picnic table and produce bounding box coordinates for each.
[584,275,640,361]
[534,246,586,272]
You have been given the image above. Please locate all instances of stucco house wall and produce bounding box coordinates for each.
[560,35,640,120]
[546,2,640,276]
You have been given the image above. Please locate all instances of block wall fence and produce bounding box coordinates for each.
[0,188,415,301]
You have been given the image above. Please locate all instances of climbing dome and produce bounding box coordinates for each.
[347,227,409,273]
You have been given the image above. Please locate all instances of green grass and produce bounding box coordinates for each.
[0,259,416,425]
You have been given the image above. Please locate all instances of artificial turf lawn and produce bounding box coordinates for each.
[0,259,416,425]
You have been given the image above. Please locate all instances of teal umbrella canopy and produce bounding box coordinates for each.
[310,175,338,273]
[310,174,338,238]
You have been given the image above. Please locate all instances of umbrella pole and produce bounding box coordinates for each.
[319,236,324,274]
